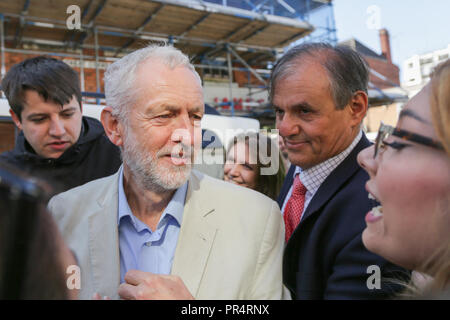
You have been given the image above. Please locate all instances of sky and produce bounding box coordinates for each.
[332,0,450,82]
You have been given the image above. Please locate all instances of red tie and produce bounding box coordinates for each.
[283,174,307,242]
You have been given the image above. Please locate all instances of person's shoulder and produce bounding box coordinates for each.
[317,158,373,238]
[48,172,119,229]
[83,115,102,126]
[193,170,273,202]
[190,171,282,241]
[0,151,27,173]
[49,171,118,206]
[0,150,14,162]
[191,170,279,221]
[80,116,107,141]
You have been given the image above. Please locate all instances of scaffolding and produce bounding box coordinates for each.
[0,0,339,116]
[204,0,337,44]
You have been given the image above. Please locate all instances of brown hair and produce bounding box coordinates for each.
[269,42,369,110]
[1,56,82,121]
[227,132,285,201]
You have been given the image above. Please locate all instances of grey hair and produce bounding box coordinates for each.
[104,44,201,121]
[269,42,369,110]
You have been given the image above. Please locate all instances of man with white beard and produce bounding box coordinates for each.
[48,45,285,300]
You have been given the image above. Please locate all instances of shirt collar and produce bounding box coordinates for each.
[293,130,362,194]
[117,165,187,229]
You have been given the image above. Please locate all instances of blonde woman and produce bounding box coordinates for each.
[357,59,450,297]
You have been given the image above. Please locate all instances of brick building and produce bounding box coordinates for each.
[340,28,407,137]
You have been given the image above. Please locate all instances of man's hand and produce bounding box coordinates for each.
[118,270,195,300]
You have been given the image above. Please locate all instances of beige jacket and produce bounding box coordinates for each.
[48,170,285,300]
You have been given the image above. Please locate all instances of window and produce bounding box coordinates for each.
[420,57,433,64]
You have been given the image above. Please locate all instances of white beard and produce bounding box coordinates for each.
[121,128,192,192]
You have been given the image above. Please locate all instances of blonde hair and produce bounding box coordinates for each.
[392,60,450,299]
[430,59,450,156]
[401,59,450,298]
[395,244,450,299]
[428,59,450,293]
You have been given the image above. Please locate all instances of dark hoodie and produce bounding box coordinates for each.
[0,116,122,196]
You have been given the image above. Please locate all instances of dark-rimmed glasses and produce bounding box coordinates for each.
[374,122,444,158]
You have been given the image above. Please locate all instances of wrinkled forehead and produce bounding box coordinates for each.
[131,61,204,111]
[137,59,201,85]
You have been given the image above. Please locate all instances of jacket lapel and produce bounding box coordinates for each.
[277,164,295,208]
[283,135,371,291]
[88,173,121,299]
[171,171,217,298]
[295,134,371,227]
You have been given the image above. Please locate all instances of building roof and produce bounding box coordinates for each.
[339,38,384,60]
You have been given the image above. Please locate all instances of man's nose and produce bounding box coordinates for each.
[357,145,378,177]
[277,113,300,138]
[48,117,66,137]
[171,114,196,146]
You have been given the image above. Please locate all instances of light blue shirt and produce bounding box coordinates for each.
[117,166,188,283]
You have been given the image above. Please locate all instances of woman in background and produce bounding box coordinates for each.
[224,132,285,201]
[357,59,450,297]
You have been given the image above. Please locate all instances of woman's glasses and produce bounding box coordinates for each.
[374,122,444,158]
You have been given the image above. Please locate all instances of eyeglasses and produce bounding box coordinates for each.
[374,122,444,158]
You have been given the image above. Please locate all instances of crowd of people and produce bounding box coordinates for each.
[0,42,448,300]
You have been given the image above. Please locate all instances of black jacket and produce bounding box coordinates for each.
[0,116,122,195]
[278,134,409,299]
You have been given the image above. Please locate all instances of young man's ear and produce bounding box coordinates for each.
[9,109,22,130]
[101,107,123,147]
[348,90,368,127]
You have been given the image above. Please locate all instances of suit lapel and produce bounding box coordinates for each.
[296,135,371,227]
[283,135,371,292]
[171,171,217,297]
[277,164,295,208]
[88,173,121,299]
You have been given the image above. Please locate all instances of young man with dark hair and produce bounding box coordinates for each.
[0,56,121,194]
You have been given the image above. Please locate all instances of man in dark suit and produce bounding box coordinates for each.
[270,43,408,299]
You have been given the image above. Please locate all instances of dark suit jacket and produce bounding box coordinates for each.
[278,134,409,299]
